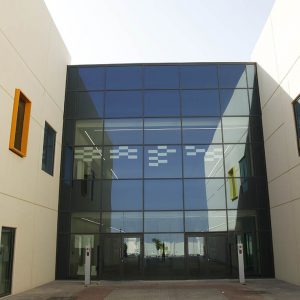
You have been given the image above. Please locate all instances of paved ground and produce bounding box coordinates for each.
[4,279,300,300]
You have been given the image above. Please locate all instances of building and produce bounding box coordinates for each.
[56,63,274,280]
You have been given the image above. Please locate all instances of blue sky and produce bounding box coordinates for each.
[45,0,275,64]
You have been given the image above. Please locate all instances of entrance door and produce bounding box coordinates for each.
[186,233,229,278]
[0,228,15,297]
[101,235,142,279]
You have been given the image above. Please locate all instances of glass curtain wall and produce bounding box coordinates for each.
[57,63,274,280]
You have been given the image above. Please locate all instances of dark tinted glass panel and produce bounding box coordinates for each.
[106,66,142,89]
[75,92,104,118]
[144,91,180,116]
[183,144,224,178]
[144,212,183,232]
[64,92,75,117]
[250,117,264,142]
[104,119,143,145]
[68,67,105,90]
[248,88,261,115]
[102,180,143,211]
[101,212,143,233]
[14,99,25,150]
[184,179,226,209]
[144,145,182,178]
[222,117,250,143]
[103,146,143,179]
[75,120,103,146]
[144,180,183,210]
[59,181,71,211]
[73,147,102,180]
[224,144,252,177]
[105,91,142,117]
[181,90,220,116]
[246,65,255,88]
[220,89,249,116]
[219,65,247,88]
[56,234,69,279]
[185,211,227,232]
[62,120,74,145]
[71,212,100,233]
[144,118,181,144]
[182,118,222,144]
[180,65,218,88]
[144,66,179,89]
[251,144,267,177]
[70,180,101,211]
[61,146,73,181]
[42,123,56,175]
[57,212,70,233]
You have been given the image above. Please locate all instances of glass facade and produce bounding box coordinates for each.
[57,63,274,280]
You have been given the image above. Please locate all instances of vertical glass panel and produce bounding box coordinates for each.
[222,117,250,143]
[144,91,180,116]
[144,212,183,232]
[224,144,252,177]
[14,99,25,151]
[180,65,218,88]
[250,117,264,143]
[219,64,247,88]
[69,234,99,279]
[75,120,103,146]
[68,67,105,90]
[104,119,143,145]
[144,66,179,89]
[106,66,142,89]
[123,237,142,279]
[144,233,184,279]
[246,64,255,88]
[144,145,182,178]
[182,118,222,144]
[103,146,143,179]
[248,89,261,115]
[105,91,143,117]
[64,92,75,117]
[144,118,181,144]
[101,212,143,233]
[251,144,267,177]
[62,120,74,146]
[102,180,143,211]
[42,123,56,175]
[183,144,224,178]
[185,211,227,232]
[184,179,226,209]
[227,210,258,232]
[75,92,104,118]
[220,89,249,116]
[144,180,183,210]
[71,212,100,233]
[73,146,102,180]
[181,90,220,116]
[61,146,73,181]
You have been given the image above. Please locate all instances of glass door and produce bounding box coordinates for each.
[0,227,15,297]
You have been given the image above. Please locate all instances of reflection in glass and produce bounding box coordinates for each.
[246,65,255,88]
[144,118,181,144]
[180,65,218,89]
[219,65,247,88]
[71,212,100,233]
[103,146,142,179]
[220,89,249,116]
[181,90,220,116]
[101,212,143,233]
[182,118,222,144]
[144,66,179,89]
[105,91,143,117]
[144,145,182,178]
[73,147,102,179]
[248,89,261,115]
[184,179,226,209]
[106,66,142,89]
[144,211,183,232]
[183,145,224,178]
[144,91,180,116]
[104,119,143,145]
[102,180,143,211]
[144,180,183,210]
[75,120,103,146]
[185,211,227,232]
[227,210,258,232]
[222,117,250,143]
[75,92,104,118]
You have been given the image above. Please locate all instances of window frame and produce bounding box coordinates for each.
[9,89,31,157]
[42,122,57,176]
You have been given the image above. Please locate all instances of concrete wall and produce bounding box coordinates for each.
[252,0,300,286]
[0,0,70,295]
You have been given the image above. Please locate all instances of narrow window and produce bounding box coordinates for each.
[42,122,56,175]
[293,97,300,154]
[228,167,238,201]
[9,89,31,157]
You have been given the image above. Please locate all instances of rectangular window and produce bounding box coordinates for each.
[293,97,300,154]
[42,122,56,175]
[9,89,31,157]
[228,167,238,200]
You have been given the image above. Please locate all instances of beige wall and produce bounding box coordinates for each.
[252,0,300,286]
[0,0,70,295]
